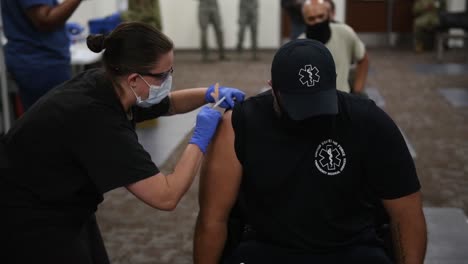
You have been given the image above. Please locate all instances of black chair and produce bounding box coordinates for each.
[436,1,468,61]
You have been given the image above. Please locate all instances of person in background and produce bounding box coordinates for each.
[1,0,85,110]
[194,39,426,264]
[301,0,369,94]
[121,0,162,30]
[281,0,306,40]
[236,0,259,60]
[413,0,445,52]
[198,0,227,61]
[0,22,245,263]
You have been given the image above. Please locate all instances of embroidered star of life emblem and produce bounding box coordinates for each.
[314,139,347,176]
[298,65,320,87]
[318,147,342,170]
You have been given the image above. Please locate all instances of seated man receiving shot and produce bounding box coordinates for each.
[193,39,426,264]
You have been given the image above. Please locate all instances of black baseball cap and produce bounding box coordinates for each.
[271,39,338,120]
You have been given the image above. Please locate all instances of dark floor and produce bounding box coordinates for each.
[96,47,468,263]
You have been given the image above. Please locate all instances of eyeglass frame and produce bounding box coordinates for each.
[138,67,174,80]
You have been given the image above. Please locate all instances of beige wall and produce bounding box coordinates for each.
[68,0,281,49]
[447,0,466,12]
[160,0,280,49]
[65,0,465,49]
[68,0,118,27]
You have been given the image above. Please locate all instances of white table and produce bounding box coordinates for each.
[70,42,103,73]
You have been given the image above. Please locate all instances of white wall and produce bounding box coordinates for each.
[67,0,119,31]
[67,0,280,49]
[334,0,346,23]
[69,0,468,49]
[447,0,466,12]
[160,0,280,49]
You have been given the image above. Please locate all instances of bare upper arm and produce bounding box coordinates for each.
[357,52,369,65]
[199,111,243,223]
[24,1,81,32]
[25,5,54,31]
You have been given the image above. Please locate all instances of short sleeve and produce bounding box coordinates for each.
[364,102,420,200]
[348,25,366,63]
[19,0,54,9]
[70,104,159,194]
[231,103,245,165]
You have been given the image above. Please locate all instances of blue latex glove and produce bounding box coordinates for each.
[189,106,222,154]
[205,84,245,109]
[66,22,84,36]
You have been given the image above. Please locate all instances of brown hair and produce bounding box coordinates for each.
[87,22,174,76]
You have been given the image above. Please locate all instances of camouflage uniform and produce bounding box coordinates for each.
[237,0,258,59]
[413,0,446,51]
[121,0,162,30]
[198,0,226,61]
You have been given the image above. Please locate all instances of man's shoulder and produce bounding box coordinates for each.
[330,23,364,51]
[331,23,357,37]
[233,90,272,117]
[252,89,273,99]
[242,90,272,105]
[338,90,372,105]
[337,91,376,117]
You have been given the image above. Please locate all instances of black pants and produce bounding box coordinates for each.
[225,241,393,264]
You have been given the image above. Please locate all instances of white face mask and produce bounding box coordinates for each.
[131,75,173,108]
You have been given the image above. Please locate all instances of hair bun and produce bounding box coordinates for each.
[86,34,106,53]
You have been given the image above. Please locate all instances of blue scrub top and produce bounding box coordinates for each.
[1,0,71,69]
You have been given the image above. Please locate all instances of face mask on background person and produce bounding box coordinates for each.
[306,19,331,44]
[132,75,173,108]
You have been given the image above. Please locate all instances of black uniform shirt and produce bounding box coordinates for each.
[231,90,420,252]
[0,69,167,261]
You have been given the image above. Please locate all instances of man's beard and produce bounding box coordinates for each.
[306,20,331,44]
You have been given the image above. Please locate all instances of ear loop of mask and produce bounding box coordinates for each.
[138,74,154,88]
[129,81,142,103]
[130,74,161,102]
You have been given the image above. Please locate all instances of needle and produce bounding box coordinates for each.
[212,96,226,108]
[191,96,227,131]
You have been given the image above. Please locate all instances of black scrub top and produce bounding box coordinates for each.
[0,69,168,263]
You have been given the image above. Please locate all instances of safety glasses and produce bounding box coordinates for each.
[139,67,174,80]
